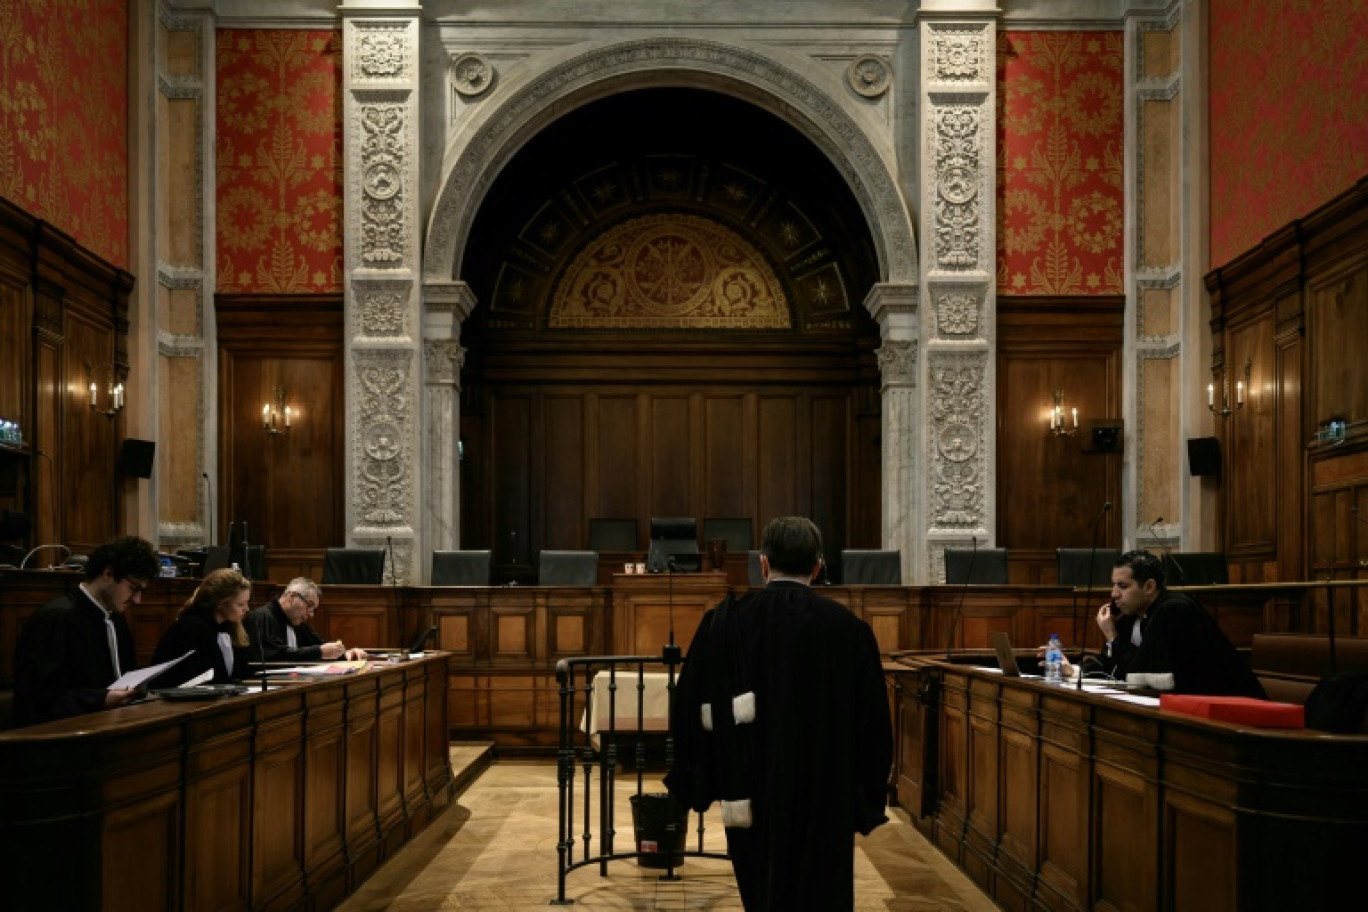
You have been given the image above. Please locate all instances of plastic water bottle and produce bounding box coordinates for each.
[1045,634,1064,685]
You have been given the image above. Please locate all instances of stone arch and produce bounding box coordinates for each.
[423,37,917,292]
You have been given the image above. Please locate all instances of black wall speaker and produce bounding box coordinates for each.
[117,439,155,478]
[1187,437,1221,476]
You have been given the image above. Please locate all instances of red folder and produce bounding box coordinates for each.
[1160,694,1304,728]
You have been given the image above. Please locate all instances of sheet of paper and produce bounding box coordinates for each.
[181,669,214,687]
[1098,691,1162,707]
[110,650,194,690]
[266,660,370,676]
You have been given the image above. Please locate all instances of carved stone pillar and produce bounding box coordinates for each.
[919,4,997,582]
[422,282,476,572]
[341,6,422,584]
[866,284,920,584]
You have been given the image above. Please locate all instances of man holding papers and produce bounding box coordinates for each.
[11,535,160,726]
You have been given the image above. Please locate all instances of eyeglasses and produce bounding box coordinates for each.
[292,591,318,612]
[125,578,149,595]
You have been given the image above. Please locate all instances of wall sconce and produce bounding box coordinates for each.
[1050,389,1078,437]
[88,364,124,419]
[262,386,292,436]
[1208,358,1251,419]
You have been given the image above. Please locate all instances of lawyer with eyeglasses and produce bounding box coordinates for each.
[242,577,367,663]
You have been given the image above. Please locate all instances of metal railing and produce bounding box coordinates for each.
[551,653,729,904]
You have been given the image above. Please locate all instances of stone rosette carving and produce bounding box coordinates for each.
[935,290,979,336]
[359,104,408,267]
[930,25,988,84]
[932,106,982,269]
[847,55,890,98]
[356,284,408,337]
[355,354,412,526]
[929,357,985,527]
[451,53,496,98]
[354,23,409,81]
[424,339,466,385]
[876,339,917,387]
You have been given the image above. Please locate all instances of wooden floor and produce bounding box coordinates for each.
[336,744,1000,911]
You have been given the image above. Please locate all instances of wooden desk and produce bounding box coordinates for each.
[888,654,1368,911]
[0,654,454,911]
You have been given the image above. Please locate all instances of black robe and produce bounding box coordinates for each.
[664,581,892,912]
[149,607,243,687]
[1099,588,1265,697]
[12,587,136,726]
[242,598,325,663]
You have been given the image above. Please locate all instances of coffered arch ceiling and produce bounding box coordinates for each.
[460,87,881,339]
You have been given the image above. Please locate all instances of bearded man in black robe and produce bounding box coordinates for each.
[665,516,892,912]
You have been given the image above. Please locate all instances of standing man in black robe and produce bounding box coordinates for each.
[242,577,365,663]
[1093,549,1264,697]
[665,516,892,912]
[12,535,160,726]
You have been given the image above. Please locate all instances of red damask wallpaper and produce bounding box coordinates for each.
[217,30,343,293]
[0,0,128,268]
[997,31,1124,295]
[1210,1,1368,269]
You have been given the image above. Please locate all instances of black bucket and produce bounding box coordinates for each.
[629,792,688,868]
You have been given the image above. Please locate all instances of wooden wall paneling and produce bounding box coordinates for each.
[33,334,62,545]
[702,393,750,521]
[491,392,532,576]
[1309,261,1368,430]
[215,295,343,572]
[343,676,382,883]
[756,395,799,534]
[62,310,120,547]
[184,717,254,912]
[996,298,1124,573]
[1226,313,1278,562]
[252,699,307,909]
[963,679,1001,878]
[1277,314,1305,583]
[1035,698,1090,909]
[649,394,693,515]
[424,659,453,799]
[304,687,348,907]
[996,691,1039,898]
[592,394,641,530]
[402,667,428,831]
[542,393,585,549]
[810,393,849,551]
[375,673,407,854]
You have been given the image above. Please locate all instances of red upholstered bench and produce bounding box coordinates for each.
[1160,693,1304,728]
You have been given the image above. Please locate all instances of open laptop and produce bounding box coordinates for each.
[991,631,1023,677]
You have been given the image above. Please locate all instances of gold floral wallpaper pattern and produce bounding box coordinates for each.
[216,29,343,293]
[0,0,128,268]
[1209,0,1368,268]
[997,31,1125,296]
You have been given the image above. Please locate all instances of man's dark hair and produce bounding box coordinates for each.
[760,516,823,577]
[85,535,159,583]
[1115,548,1165,588]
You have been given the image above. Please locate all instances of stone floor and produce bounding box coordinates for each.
[336,745,1000,911]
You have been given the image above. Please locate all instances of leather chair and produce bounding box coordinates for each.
[1055,548,1121,588]
[944,547,1008,584]
[841,549,902,585]
[322,548,385,585]
[431,550,492,586]
[538,550,599,586]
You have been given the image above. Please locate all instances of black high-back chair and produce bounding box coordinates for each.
[1056,548,1121,588]
[944,547,1009,584]
[538,550,599,586]
[841,549,902,585]
[431,550,492,586]
[647,517,700,573]
[1163,552,1229,586]
[322,548,385,585]
[587,518,638,553]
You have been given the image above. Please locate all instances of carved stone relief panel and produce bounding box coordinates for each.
[354,279,412,339]
[353,350,414,528]
[876,338,917,389]
[930,104,985,271]
[930,284,983,338]
[927,23,991,87]
[424,339,466,386]
[358,101,411,269]
[351,20,412,84]
[927,352,987,531]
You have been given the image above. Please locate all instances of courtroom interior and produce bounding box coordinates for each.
[2,0,1367,909]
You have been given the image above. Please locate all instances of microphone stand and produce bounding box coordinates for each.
[240,519,251,581]
[1077,502,1111,690]
[662,555,680,665]
[944,536,978,660]
[203,472,213,547]
[387,535,401,648]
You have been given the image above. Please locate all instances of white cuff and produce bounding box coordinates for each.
[721,798,752,828]
[733,691,756,725]
[700,703,713,731]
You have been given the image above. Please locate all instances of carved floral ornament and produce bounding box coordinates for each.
[356,359,412,526]
[876,339,916,385]
[847,55,891,98]
[424,339,466,384]
[935,290,979,336]
[356,25,409,81]
[933,106,983,269]
[451,53,496,98]
[930,361,985,527]
[360,104,407,267]
[930,26,988,84]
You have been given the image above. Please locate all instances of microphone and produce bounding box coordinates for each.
[1145,516,1164,551]
[944,536,978,659]
[240,519,251,581]
[663,555,680,663]
[203,472,213,546]
[1076,502,1112,689]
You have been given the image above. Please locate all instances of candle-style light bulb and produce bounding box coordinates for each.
[1236,380,1245,406]
[1071,407,1078,428]
[262,403,270,428]
[284,405,291,428]
[90,381,97,407]
[1207,383,1215,408]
